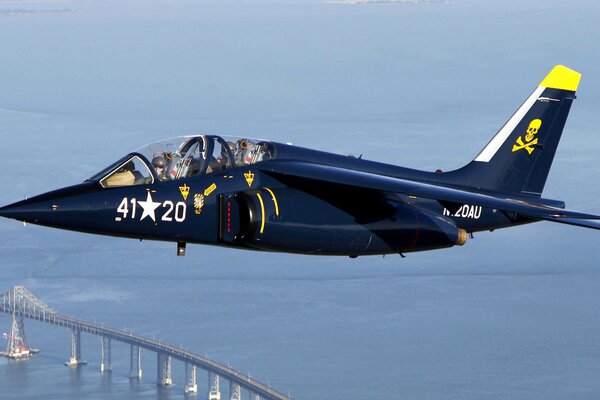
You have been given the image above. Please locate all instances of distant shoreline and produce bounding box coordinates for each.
[0,8,73,16]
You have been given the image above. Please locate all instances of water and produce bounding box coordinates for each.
[1,0,600,398]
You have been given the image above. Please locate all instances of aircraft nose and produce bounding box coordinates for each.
[0,197,59,223]
[0,198,36,220]
[0,182,98,225]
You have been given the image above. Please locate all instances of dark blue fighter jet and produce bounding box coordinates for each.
[1,65,598,257]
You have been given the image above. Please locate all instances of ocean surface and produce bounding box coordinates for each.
[1,0,600,399]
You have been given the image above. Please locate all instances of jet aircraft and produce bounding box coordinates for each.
[0,65,598,257]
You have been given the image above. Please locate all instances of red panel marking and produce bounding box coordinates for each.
[227,201,231,233]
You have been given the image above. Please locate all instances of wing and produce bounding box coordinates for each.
[258,161,600,228]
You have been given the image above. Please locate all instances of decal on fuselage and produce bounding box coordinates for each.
[203,183,217,196]
[115,192,187,223]
[443,205,482,219]
[179,184,190,200]
[194,194,205,215]
[244,171,255,187]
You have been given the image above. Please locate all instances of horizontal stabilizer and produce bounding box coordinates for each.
[533,216,600,230]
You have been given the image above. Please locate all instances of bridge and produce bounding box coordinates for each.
[0,286,291,400]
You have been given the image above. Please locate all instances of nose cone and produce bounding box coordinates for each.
[0,182,99,226]
[0,198,52,222]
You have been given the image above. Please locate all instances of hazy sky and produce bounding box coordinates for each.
[1,1,600,399]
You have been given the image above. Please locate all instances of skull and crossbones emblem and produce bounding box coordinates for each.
[512,119,542,154]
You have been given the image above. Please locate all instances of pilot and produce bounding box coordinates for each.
[151,156,168,181]
[187,158,203,177]
[236,139,256,165]
[207,146,230,173]
[227,141,236,154]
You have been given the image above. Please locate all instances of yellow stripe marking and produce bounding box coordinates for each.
[256,193,266,234]
[264,187,279,216]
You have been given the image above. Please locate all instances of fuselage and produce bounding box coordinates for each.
[0,135,543,257]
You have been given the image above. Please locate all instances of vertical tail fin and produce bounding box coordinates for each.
[448,65,581,196]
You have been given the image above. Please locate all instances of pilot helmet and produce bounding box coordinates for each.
[242,144,256,164]
[227,141,236,153]
[152,156,167,169]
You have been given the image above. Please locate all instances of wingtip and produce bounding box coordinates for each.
[539,64,581,92]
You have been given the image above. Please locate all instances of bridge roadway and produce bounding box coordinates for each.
[0,286,289,400]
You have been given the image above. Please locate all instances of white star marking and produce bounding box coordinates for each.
[138,192,161,222]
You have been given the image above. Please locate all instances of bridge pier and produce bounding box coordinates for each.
[100,336,112,372]
[65,328,87,366]
[2,311,39,359]
[184,363,198,393]
[229,382,241,400]
[157,353,173,386]
[208,372,221,400]
[129,344,142,379]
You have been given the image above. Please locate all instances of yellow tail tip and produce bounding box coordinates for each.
[539,65,581,92]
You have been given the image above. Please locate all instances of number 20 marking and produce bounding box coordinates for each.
[161,201,186,222]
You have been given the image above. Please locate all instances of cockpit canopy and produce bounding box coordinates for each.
[91,135,275,188]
